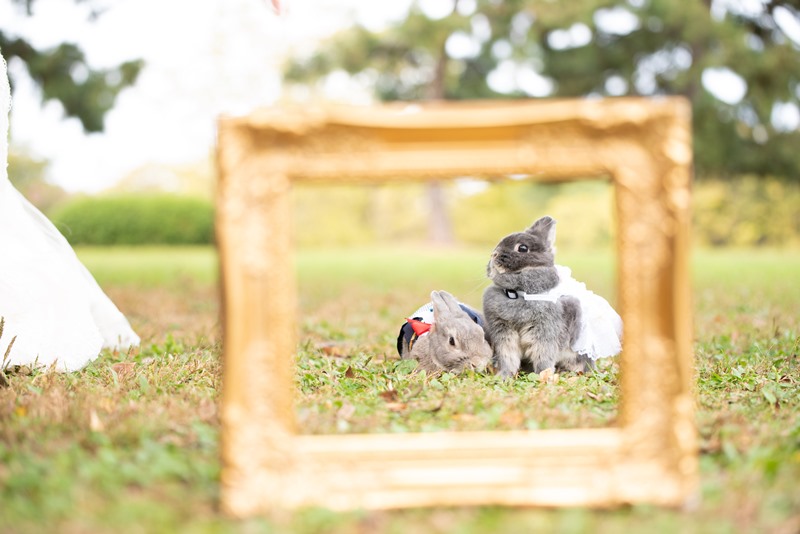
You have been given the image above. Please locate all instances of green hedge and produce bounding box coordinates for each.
[51,195,214,245]
[48,177,800,247]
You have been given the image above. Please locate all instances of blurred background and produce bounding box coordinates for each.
[3,0,799,249]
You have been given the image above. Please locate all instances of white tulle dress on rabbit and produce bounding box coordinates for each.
[503,264,622,360]
[0,55,140,372]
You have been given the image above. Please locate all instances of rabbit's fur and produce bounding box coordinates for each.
[398,290,492,374]
[483,216,591,378]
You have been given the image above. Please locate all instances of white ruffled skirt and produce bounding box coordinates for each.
[554,265,623,360]
[1,54,139,371]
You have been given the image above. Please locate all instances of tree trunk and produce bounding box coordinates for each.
[426,181,454,244]
[423,5,457,245]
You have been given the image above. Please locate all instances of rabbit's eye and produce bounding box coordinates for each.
[449,336,456,347]
[516,244,529,253]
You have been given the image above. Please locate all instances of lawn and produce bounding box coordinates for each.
[1,245,798,533]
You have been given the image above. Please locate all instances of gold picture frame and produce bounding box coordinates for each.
[216,98,697,515]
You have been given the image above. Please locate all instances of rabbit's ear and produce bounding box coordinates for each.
[437,290,463,314]
[430,291,448,323]
[430,290,459,321]
[526,215,557,253]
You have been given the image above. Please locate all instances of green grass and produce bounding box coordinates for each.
[73,245,218,286]
[1,245,799,533]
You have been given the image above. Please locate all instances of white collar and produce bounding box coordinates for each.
[503,288,560,303]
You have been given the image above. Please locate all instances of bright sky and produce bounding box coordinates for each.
[2,0,799,192]
[2,0,412,192]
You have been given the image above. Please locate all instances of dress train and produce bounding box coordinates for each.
[1,53,139,372]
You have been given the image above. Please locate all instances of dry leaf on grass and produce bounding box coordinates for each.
[379,389,399,402]
[384,402,407,412]
[539,368,558,384]
[319,343,347,357]
[111,362,135,379]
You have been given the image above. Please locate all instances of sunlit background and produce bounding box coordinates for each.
[3,0,800,248]
[3,0,393,192]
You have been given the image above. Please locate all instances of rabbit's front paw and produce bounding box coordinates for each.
[496,367,518,379]
[488,329,522,379]
[493,349,521,379]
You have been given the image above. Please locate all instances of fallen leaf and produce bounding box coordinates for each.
[344,366,356,378]
[111,362,135,378]
[384,402,407,412]
[379,390,399,402]
[539,368,558,384]
[319,343,347,357]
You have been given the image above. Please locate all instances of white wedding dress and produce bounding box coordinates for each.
[1,54,140,372]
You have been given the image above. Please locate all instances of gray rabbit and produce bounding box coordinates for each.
[396,290,492,374]
[483,216,591,378]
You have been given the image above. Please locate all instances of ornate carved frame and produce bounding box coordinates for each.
[216,98,696,515]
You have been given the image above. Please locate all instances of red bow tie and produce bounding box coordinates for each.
[406,318,432,336]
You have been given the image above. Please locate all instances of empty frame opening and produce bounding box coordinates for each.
[291,177,621,435]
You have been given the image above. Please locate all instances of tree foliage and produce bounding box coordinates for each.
[1,0,143,132]
[285,0,800,179]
